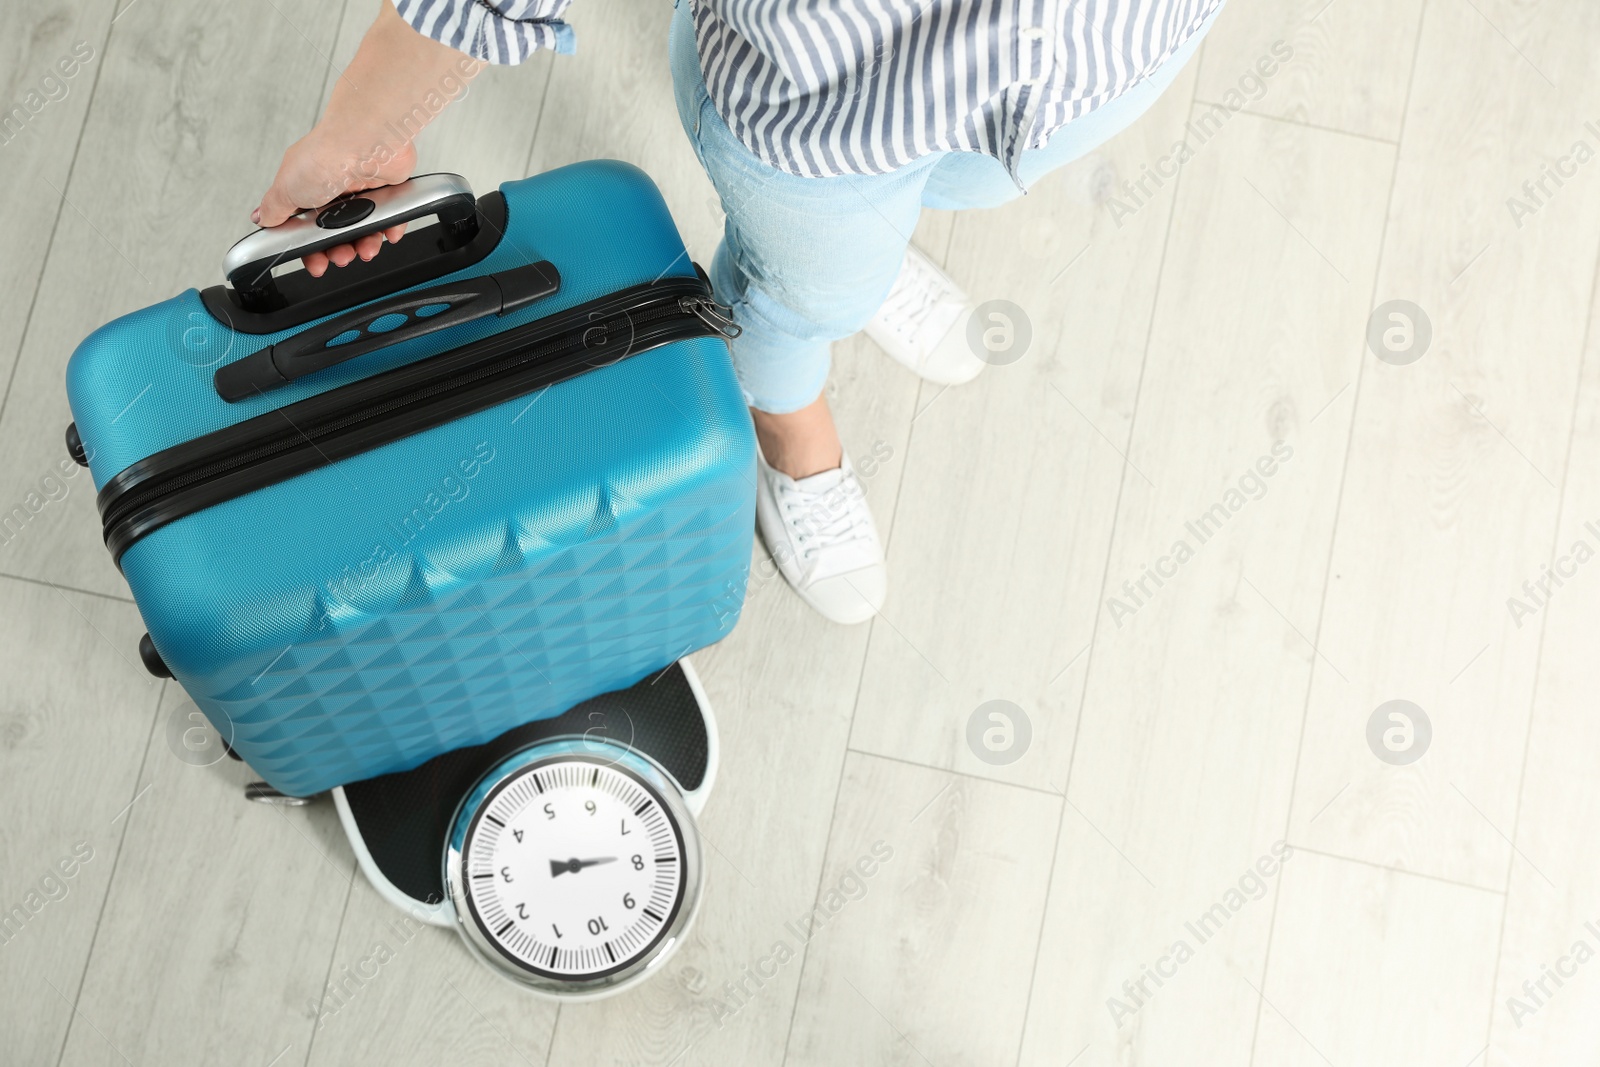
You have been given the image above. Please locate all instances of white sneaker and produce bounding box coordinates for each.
[755,449,887,625]
[865,243,986,385]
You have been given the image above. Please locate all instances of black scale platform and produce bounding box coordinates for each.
[342,661,708,907]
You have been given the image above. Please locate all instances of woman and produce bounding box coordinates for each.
[255,0,1223,623]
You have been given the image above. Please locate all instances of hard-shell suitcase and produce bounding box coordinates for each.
[63,162,756,798]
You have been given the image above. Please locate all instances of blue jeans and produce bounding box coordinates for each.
[669,0,1216,414]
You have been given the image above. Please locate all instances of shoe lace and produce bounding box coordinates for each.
[880,259,948,340]
[780,473,872,560]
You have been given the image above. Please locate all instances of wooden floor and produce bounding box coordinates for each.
[3,0,1598,1063]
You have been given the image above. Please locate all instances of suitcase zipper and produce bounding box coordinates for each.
[679,296,742,338]
[98,276,736,565]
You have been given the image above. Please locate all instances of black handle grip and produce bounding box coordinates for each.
[214,261,560,403]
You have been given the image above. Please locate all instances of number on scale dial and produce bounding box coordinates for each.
[461,757,686,980]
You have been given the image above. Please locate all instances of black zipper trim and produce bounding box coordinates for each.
[99,276,736,566]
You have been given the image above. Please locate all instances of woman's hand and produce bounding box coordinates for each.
[252,1,480,277]
[253,126,416,277]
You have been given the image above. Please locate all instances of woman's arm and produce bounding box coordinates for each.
[253,1,483,276]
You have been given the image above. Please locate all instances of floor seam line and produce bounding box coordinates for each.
[1010,52,1210,1067]
[775,372,921,1064]
[1188,102,1402,147]
[0,570,134,604]
[1288,844,1509,896]
[0,0,122,430]
[52,678,170,1067]
[1250,1,1430,1060]
[843,746,1071,801]
[301,870,358,1067]
[1477,110,1600,1067]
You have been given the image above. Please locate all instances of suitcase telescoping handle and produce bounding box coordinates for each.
[213,260,562,402]
[222,173,479,312]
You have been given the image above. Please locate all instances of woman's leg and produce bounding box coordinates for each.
[670,0,934,476]
[671,0,936,621]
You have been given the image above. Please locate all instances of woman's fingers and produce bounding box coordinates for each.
[326,243,358,269]
[254,181,304,230]
[305,224,406,273]
[304,244,363,276]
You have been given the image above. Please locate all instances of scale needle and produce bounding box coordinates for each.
[550,856,617,877]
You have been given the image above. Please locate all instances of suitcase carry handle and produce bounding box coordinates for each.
[222,174,479,312]
[213,260,561,402]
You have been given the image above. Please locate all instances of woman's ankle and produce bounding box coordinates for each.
[750,395,843,479]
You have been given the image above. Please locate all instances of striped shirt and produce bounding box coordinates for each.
[392,0,1222,183]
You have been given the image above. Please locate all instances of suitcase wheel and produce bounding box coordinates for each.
[65,422,88,467]
[138,633,172,678]
[244,782,313,806]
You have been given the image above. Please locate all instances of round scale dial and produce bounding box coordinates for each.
[453,751,692,987]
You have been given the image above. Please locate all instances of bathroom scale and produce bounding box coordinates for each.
[331,658,716,999]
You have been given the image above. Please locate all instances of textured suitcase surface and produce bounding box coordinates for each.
[65,161,756,796]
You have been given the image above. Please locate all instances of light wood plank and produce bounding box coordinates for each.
[58,730,356,1067]
[1018,110,1394,1066]
[1194,0,1424,143]
[1254,850,1502,1066]
[303,875,559,1067]
[0,0,113,418]
[845,58,1204,795]
[0,0,346,599]
[0,576,161,1067]
[1486,261,1600,1066]
[1286,0,1600,890]
[784,754,1060,1067]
